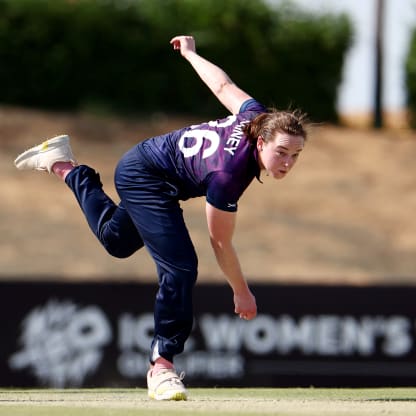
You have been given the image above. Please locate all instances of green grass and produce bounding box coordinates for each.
[0,388,416,416]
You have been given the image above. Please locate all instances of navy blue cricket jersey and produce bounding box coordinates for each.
[138,98,266,212]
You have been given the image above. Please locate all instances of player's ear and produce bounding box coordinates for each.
[257,136,264,152]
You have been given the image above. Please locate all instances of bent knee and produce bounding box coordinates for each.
[175,265,198,287]
[105,246,135,258]
[103,241,142,258]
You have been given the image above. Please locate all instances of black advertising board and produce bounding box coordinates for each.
[1,281,416,388]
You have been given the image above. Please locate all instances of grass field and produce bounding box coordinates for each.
[1,388,416,416]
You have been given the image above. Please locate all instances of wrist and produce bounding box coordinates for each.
[183,49,198,62]
[232,280,249,296]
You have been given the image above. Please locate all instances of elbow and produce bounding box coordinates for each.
[214,79,234,97]
[214,81,228,96]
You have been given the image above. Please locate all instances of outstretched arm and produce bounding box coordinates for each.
[170,35,252,115]
[206,202,257,320]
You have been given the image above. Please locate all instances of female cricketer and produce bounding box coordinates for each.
[15,35,307,400]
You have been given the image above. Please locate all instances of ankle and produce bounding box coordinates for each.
[52,161,75,180]
[152,357,174,375]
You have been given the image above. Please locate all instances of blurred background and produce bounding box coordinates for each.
[286,0,416,128]
[1,0,416,284]
[1,0,416,389]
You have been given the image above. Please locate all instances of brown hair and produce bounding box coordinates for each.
[243,108,309,144]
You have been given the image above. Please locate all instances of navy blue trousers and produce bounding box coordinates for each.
[65,145,198,363]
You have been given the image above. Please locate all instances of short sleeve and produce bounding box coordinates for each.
[239,98,267,114]
[205,171,241,212]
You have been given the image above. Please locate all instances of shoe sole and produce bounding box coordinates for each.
[148,391,187,401]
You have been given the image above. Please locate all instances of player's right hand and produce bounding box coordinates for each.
[234,289,257,320]
[170,35,196,57]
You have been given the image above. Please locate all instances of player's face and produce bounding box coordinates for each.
[257,132,304,179]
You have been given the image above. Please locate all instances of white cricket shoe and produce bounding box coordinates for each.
[14,134,77,173]
[147,368,187,401]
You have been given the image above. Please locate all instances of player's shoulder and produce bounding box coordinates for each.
[238,98,267,114]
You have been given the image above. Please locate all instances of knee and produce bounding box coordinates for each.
[99,224,143,258]
[179,255,198,286]
[170,262,199,292]
[159,258,198,288]
[102,239,142,258]
[181,267,198,288]
[104,246,136,258]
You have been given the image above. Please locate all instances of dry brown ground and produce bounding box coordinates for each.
[1,106,416,285]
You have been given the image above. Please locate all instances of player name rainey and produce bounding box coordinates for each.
[224,120,250,156]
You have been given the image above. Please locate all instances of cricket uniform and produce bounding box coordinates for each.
[65,98,266,363]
